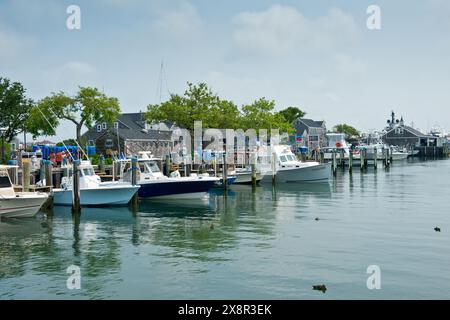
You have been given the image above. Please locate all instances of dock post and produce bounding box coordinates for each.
[389,147,393,163]
[360,149,365,171]
[382,147,386,166]
[251,160,257,188]
[45,160,53,188]
[22,160,31,192]
[165,154,171,177]
[99,155,105,173]
[39,159,45,183]
[348,150,353,174]
[222,152,228,190]
[72,160,81,214]
[332,150,337,176]
[373,147,378,170]
[272,152,276,184]
[363,149,368,169]
[131,157,139,208]
[320,151,324,164]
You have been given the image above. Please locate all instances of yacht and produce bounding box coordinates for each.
[0,166,49,218]
[52,160,140,206]
[118,152,220,199]
[261,145,330,183]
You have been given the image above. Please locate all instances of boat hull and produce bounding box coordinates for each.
[138,179,218,199]
[52,185,139,206]
[0,194,48,218]
[274,163,331,183]
[233,172,263,184]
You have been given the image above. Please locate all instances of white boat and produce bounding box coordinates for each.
[0,166,48,218]
[261,145,330,183]
[52,161,140,206]
[390,147,408,161]
[322,133,351,160]
[117,152,220,199]
[229,166,264,184]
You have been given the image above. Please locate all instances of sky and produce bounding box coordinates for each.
[1,0,450,141]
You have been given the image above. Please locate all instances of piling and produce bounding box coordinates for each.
[360,149,365,171]
[72,160,81,213]
[373,147,378,170]
[222,153,228,190]
[348,150,353,174]
[39,159,45,183]
[339,149,344,168]
[320,151,324,164]
[99,155,105,173]
[272,152,276,184]
[389,146,393,163]
[131,157,139,208]
[251,162,257,188]
[165,154,171,177]
[44,160,53,188]
[22,160,31,192]
[332,150,337,176]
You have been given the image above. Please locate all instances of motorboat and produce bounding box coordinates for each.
[0,165,48,218]
[52,160,140,206]
[390,147,408,161]
[261,145,330,183]
[229,166,263,184]
[118,152,220,199]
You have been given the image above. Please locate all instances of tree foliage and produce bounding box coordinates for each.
[333,123,360,137]
[27,87,121,142]
[146,82,294,133]
[0,77,33,142]
[277,106,306,124]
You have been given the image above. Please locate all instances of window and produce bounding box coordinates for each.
[102,123,107,129]
[105,138,113,148]
[287,155,296,161]
[97,124,101,132]
[114,122,119,129]
[82,168,94,176]
[0,175,12,188]
[280,155,287,162]
[88,140,95,146]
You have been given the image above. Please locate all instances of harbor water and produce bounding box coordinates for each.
[1,159,449,299]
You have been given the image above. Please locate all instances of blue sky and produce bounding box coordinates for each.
[1,0,450,140]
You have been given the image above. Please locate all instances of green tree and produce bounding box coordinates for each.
[28,87,121,143]
[146,82,240,131]
[333,124,360,138]
[0,77,33,142]
[240,98,294,133]
[277,106,306,125]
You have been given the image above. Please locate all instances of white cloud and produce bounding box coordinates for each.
[154,2,202,39]
[232,5,358,57]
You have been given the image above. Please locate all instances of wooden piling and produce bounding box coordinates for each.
[348,150,353,174]
[320,151,324,164]
[131,157,139,208]
[22,160,30,192]
[165,154,171,177]
[360,149,365,170]
[222,153,228,190]
[373,147,378,169]
[45,160,53,187]
[99,155,105,173]
[272,152,276,184]
[72,160,81,213]
[251,162,257,188]
[332,150,337,176]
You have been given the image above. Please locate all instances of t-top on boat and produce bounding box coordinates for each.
[52,160,140,206]
[118,152,220,199]
[0,165,49,218]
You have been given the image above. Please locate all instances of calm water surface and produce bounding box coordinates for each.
[1,159,449,299]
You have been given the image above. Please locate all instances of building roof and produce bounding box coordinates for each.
[296,118,325,128]
[384,125,434,138]
[82,112,172,141]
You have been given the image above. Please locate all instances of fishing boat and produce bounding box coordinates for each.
[118,152,220,199]
[0,166,48,218]
[229,166,263,184]
[390,146,408,160]
[262,145,330,183]
[52,160,140,206]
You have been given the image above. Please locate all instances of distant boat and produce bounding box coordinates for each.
[0,165,48,218]
[52,161,140,206]
[261,145,330,183]
[390,147,408,160]
[118,152,220,199]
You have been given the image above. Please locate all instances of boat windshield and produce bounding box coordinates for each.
[286,154,296,161]
[139,161,161,173]
[82,167,95,176]
[280,155,287,162]
[0,174,12,188]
